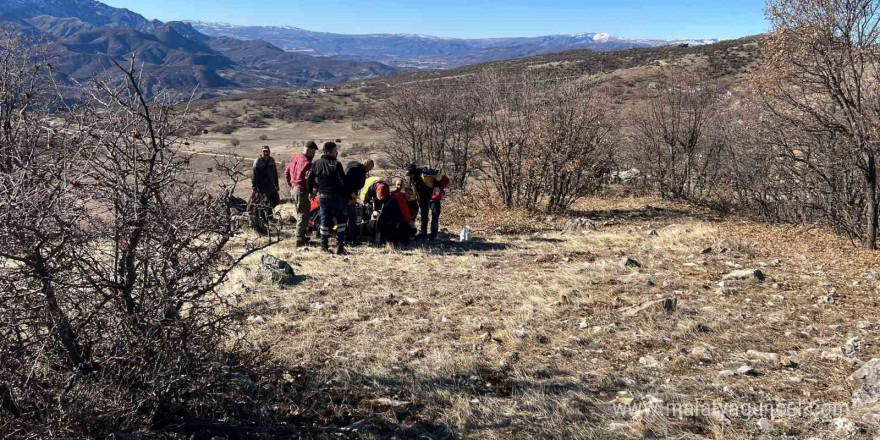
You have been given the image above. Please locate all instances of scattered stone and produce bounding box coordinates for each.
[843,337,862,359]
[690,345,714,362]
[746,350,780,364]
[849,358,880,405]
[578,318,590,329]
[719,370,736,378]
[560,348,580,357]
[639,356,661,369]
[736,365,758,376]
[693,323,712,333]
[623,257,641,268]
[832,418,857,437]
[369,398,410,408]
[246,315,266,325]
[260,254,296,285]
[722,269,766,283]
[563,218,597,234]
[821,293,837,305]
[618,298,677,317]
[757,417,772,431]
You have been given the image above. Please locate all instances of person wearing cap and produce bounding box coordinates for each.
[343,159,374,245]
[283,141,318,247]
[307,142,349,254]
[404,164,450,241]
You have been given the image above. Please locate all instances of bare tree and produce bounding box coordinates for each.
[761,0,880,249]
[376,80,481,188]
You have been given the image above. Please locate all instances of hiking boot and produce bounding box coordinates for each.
[295,237,311,247]
[415,233,427,241]
[336,247,349,256]
[320,236,331,253]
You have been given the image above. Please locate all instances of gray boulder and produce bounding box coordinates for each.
[260,254,296,286]
[849,358,880,405]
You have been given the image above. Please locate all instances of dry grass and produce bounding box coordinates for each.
[220,195,880,439]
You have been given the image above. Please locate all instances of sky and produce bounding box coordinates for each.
[101,0,770,40]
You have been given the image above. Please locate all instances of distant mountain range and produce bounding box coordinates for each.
[0,0,719,94]
[0,0,399,95]
[186,21,719,69]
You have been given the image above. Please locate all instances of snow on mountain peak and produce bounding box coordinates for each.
[592,32,613,43]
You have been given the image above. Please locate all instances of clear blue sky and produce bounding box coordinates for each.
[102,0,769,40]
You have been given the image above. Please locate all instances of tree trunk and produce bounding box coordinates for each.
[867,152,878,250]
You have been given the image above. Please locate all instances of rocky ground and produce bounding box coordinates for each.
[221,195,880,439]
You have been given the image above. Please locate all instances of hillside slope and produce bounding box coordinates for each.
[223,194,880,439]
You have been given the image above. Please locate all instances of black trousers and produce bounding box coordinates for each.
[418,200,441,237]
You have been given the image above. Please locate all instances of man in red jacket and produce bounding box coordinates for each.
[283,141,318,247]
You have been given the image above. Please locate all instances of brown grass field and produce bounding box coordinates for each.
[216,193,880,439]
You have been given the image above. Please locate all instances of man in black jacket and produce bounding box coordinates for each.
[307,142,350,254]
[252,146,280,208]
[344,159,374,245]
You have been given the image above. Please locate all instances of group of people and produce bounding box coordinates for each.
[250,142,449,255]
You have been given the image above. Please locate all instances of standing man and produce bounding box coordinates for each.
[307,142,349,255]
[250,146,280,234]
[405,164,449,241]
[283,141,318,247]
[344,159,375,245]
[253,146,280,208]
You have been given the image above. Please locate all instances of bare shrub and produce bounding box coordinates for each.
[757,0,880,248]
[0,43,278,436]
[230,137,242,147]
[473,71,617,212]
[376,79,481,189]
[631,68,727,201]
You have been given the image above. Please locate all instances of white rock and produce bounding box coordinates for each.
[832,417,857,436]
[639,356,661,369]
[736,365,757,376]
